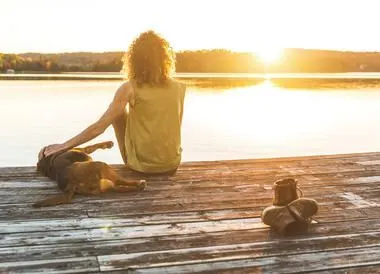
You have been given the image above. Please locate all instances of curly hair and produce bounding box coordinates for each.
[123,30,175,87]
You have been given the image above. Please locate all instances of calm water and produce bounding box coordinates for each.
[1,76,380,166]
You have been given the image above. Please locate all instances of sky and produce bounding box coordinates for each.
[1,0,380,53]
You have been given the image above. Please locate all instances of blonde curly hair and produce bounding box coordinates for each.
[123,30,175,87]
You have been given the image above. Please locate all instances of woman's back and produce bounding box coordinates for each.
[40,31,187,174]
[125,79,186,173]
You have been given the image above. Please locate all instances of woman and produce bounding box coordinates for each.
[41,30,186,173]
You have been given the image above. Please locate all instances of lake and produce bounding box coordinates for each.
[1,74,380,167]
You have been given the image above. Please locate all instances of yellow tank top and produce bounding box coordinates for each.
[125,79,186,173]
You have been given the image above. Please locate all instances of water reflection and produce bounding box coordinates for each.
[186,77,380,90]
[184,78,264,89]
[182,79,380,162]
[270,78,380,90]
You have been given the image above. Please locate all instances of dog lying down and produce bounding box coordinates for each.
[33,141,146,207]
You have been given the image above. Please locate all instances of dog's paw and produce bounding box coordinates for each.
[101,141,114,149]
[137,180,146,191]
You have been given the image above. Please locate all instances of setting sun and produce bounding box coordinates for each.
[256,48,283,64]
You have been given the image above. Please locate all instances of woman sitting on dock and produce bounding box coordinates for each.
[40,30,187,174]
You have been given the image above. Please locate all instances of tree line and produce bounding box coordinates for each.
[1,49,379,73]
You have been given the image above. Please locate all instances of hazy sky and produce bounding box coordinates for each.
[1,0,380,53]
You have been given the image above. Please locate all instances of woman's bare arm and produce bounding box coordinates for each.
[42,82,132,157]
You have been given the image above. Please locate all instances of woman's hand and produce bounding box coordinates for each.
[40,143,68,158]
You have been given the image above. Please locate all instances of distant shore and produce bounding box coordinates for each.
[3,72,380,80]
[2,49,380,75]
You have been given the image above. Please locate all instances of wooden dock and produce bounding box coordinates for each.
[0,152,379,273]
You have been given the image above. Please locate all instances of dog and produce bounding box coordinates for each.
[33,141,146,207]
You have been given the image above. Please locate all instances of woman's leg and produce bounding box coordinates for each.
[111,111,128,164]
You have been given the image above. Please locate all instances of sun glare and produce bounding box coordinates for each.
[256,48,283,64]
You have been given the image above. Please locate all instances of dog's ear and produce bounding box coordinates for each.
[37,155,55,177]
[37,156,48,175]
[37,147,47,172]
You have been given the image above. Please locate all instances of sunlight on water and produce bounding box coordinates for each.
[182,80,380,161]
[1,79,380,166]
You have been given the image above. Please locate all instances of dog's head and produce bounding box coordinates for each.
[37,147,55,177]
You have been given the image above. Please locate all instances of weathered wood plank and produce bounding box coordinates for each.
[0,256,99,274]
[7,226,368,273]
[0,194,270,220]
[3,216,378,251]
[2,181,379,209]
[87,196,369,219]
[0,228,90,247]
[2,174,377,206]
[202,264,380,274]
[98,245,380,273]
[97,233,380,271]
[88,217,380,244]
[0,218,262,248]
[0,206,88,220]
[0,187,375,222]
[0,208,257,234]
[357,160,380,166]
[360,206,380,219]
[1,219,379,264]
[0,204,371,236]
[314,208,369,222]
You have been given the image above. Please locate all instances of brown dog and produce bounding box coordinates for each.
[33,141,145,207]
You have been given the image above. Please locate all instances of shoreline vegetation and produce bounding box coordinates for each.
[3,49,380,89]
[1,48,380,74]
